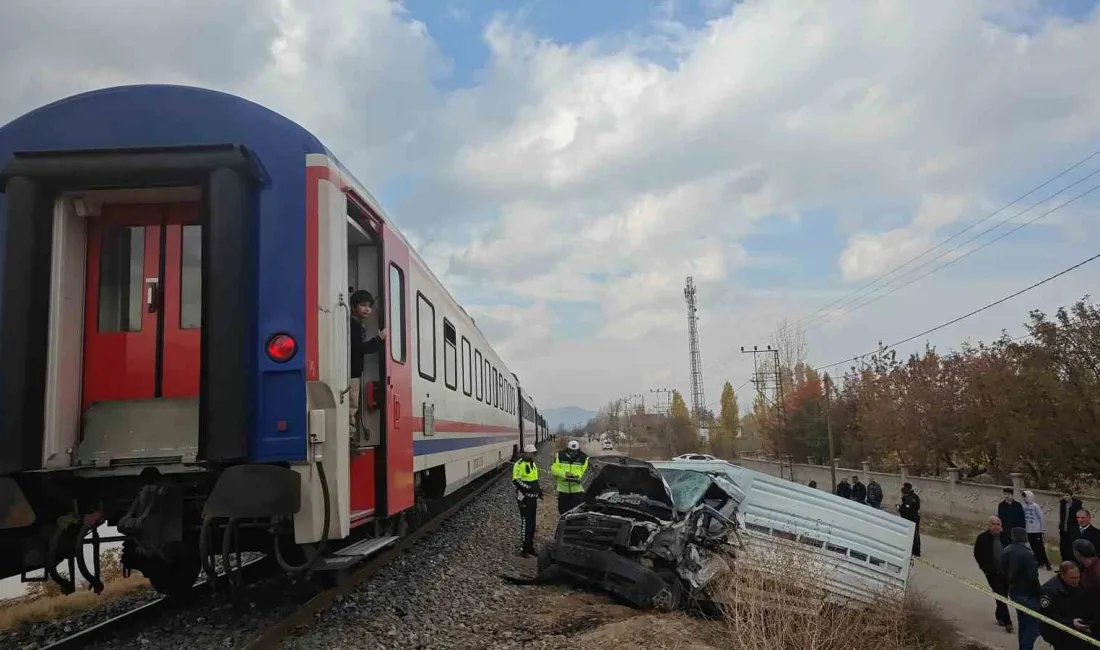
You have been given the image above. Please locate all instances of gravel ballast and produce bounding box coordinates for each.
[281,443,562,650]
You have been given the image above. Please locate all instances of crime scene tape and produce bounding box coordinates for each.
[913,556,1100,648]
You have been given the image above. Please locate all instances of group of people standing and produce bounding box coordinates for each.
[510,440,590,557]
[973,490,1100,649]
[834,474,885,509]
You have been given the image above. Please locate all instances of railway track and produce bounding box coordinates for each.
[243,466,507,649]
[38,556,273,650]
[33,464,508,650]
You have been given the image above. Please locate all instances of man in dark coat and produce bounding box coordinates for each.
[836,478,851,499]
[1001,527,1041,650]
[1060,494,1084,564]
[850,475,867,504]
[866,478,883,509]
[1075,509,1100,551]
[998,488,1026,547]
[1038,561,1089,649]
[897,482,921,557]
[973,516,1012,631]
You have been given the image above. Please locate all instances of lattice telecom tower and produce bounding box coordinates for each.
[683,276,706,423]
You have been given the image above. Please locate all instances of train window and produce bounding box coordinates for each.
[388,264,406,363]
[498,375,503,410]
[461,337,472,397]
[443,318,457,391]
[492,368,498,407]
[416,292,436,381]
[474,350,483,401]
[179,225,201,329]
[484,359,491,404]
[97,226,145,332]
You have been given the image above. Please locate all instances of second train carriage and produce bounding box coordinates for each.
[0,84,544,595]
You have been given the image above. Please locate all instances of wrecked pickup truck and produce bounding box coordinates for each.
[537,456,741,611]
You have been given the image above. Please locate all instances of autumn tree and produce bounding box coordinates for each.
[664,390,700,456]
[708,381,740,459]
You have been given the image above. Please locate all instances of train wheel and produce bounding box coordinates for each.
[144,553,202,597]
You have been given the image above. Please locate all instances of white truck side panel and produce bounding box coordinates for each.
[653,460,914,604]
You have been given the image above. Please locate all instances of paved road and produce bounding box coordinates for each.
[910,534,1056,649]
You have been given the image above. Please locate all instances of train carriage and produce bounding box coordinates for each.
[0,84,538,595]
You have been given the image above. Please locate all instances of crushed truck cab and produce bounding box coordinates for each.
[538,456,741,610]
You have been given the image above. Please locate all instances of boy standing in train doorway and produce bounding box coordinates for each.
[349,290,386,436]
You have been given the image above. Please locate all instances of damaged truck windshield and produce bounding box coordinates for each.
[537,456,741,611]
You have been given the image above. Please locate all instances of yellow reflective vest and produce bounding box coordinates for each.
[512,459,540,501]
[551,451,589,494]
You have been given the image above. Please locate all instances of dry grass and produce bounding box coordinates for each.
[0,548,150,632]
[710,543,974,650]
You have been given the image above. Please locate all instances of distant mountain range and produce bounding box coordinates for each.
[541,406,596,432]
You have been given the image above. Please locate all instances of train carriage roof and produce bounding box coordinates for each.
[0,84,328,165]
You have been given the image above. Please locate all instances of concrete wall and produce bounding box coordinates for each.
[737,456,1100,528]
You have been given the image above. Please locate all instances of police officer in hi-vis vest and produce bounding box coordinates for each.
[551,440,589,515]
[512,444,542,557]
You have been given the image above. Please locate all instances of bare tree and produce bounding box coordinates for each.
[771,317,807,372]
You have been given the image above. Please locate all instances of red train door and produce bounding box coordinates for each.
[382,226,414,515]
[83,202,201,408]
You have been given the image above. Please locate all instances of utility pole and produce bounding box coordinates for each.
[740,345,785,430]
[825,373,836,491]
[684,277,707,426]
[649,388,671,416]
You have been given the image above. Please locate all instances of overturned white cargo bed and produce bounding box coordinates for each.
[651,459,915,605]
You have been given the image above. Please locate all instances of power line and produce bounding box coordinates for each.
[780,147,1100,335]
[802,176,1100,333]
[813,249,1100,372]
[701,149,1100,379]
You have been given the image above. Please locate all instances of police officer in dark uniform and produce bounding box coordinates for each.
[1039,561,1090,649]
[512,444,542,557]
[897,482,921,557]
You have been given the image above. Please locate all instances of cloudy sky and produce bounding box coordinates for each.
[3,0,1099,413]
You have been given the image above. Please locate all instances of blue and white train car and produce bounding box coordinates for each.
[0,84,540,596]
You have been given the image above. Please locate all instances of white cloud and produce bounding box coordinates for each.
[2,0,1100,411]
[426,0,1100,407]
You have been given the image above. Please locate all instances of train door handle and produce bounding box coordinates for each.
[145,278,160,314]
[394,397,401,422]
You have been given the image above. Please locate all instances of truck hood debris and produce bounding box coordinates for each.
[540,457,742,611]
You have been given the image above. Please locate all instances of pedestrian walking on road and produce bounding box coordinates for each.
[850,475,867,504]
[1002,527,1042,650]
[1023,490,1053,571]
[898,482,921,557]
[1038,562,1089,650]
[866,478,883,509]
[1060,493,1083,564]
[999,489,1027,547]
[551,440,589,515]
[974,516,1013,632]
[512,444,542,557]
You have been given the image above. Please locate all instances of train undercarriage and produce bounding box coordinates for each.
[0,462,447,597]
